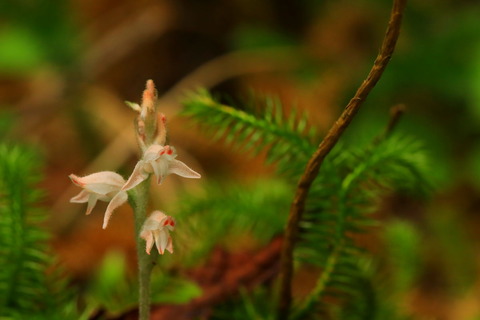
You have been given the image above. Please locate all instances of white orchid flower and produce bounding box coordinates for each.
[122,144,201,191]
[69,171,128,229]
[140,211,175,255]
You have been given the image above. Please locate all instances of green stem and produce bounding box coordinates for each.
[291,243,342,320]
[130,177,158,320]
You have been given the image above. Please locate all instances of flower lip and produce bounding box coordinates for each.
[159,146,174,156]
[162,216,175,227]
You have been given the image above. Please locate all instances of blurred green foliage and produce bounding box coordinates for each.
[384,220,422,296]
[0,144,78,319]
[175,180,291,267]
[231,25,298,50]
[86,251,202,316]
[426,209,477,294]
[0,26,45,74]
[0,0,78,74]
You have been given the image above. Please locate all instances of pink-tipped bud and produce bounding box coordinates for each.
[155,113,167,145]
[142,79,157,113]
[138,80,159,146]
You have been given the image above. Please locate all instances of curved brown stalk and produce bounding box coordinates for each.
[276,1,407,319]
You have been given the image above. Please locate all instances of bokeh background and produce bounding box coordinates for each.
[1,0,480,318]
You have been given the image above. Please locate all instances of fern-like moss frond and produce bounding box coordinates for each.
[293,134,432,319]
[333,258,411,320]
[182,90,317,176]
[0,144,75,318]
[174,179,292,267]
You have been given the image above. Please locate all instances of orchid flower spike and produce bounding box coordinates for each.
[122,144,200,191]
[69,171,128,229]
[127,80,169,150]
[140,211,175,255]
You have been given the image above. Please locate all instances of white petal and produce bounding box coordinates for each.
[70,190,90,203]
[142,211,167,231]
[154,229,169,255]
[102,191,128,229]
[122,161,149,191]
[143,145,164,162]
[86,195,98,215]
[140,230,155,255]
[86,183,122,196]
[69,171,125,187]
[151,158,169,184]
[69,172,125,195]
[166,235,173,254]
[168,159,201,179]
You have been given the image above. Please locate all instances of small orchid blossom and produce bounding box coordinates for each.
[69,171,128,229]
[140,211,175,255]
[122,144,200,191]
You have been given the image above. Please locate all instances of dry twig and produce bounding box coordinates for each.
[276,1,407,318]
[383,103,406,138]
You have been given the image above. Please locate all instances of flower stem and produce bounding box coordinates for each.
[130,177,158,320]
